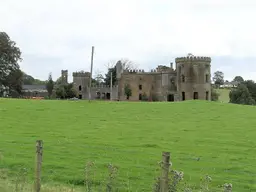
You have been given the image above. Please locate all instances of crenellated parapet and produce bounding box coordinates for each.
[123,69,145,73]
[91,84,118,88]
[73,71,91,77]
[175,56,211,63]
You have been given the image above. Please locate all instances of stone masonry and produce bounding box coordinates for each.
[68,54,211,101]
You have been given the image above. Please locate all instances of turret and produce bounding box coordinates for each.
[175,55,211,101]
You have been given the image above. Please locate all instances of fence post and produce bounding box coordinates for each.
[35,140,43,192]
[160,152,170,192]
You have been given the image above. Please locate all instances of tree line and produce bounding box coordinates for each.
[0,31,136,99]
[212,70,256,105]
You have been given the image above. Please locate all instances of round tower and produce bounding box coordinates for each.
[175,55,211,101]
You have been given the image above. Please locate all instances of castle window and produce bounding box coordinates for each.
[79,85,82,91]
[181,75,185,82]
[139,93,142,100]
[206,91,209,100]
[193,92,198,100]
[139,84,142,90]
[205,74,209,83]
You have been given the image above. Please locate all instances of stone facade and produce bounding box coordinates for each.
[71,55,212,101]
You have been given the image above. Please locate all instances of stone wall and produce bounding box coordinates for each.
[176,56,211,101]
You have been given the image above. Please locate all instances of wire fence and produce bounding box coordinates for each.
[0,140,255,192]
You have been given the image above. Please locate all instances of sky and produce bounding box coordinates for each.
[1,0,256,82]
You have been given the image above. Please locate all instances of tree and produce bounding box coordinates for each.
[104,58,138,70]
[104,59,138,86]
[118,58,138,70]
[5,68,23,97]
[0,32,22,96]
[55,83,77,99]
[213,71,224,87]
[233,76,244,84]
[22,73,46,85]
[92,70,104,86]
[104,66,117,86]
[229,84,255,105]
[124,84,132,100]
[211,87,220,101]
[46,73,54,98]
[242,80,256,101]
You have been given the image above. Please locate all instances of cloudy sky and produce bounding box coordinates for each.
[1,0,256,82]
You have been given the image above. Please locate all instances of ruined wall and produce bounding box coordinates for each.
[90,85,118,100]
[117,68,178,101]
[118,70,156,101]
[176,56,211,101]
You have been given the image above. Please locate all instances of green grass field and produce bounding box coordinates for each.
[0,99,255,191]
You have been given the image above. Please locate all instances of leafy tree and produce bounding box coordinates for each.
[22,73,35,85]
[124,84,132,100]
[211,87,220,101]
[55,76,62,85]
[46,73,54,98]
[229,84,255,105]
[233,76,244,84]
[55,83,77,99]
[213,71,224,87]
[5,68,23,97]
[22,73,46,85]
[104,66,117,86]
[0,32,22,96]
[242,80,256,101]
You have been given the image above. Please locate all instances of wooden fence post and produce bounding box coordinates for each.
[35,140,43,192]
[160,152,170,192]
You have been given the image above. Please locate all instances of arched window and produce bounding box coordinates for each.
[79,85,82,91]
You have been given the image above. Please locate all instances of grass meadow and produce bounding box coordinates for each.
[0,98,255,191]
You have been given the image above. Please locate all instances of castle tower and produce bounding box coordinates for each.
[175,55,211,101]
[72,71,91,99]
[61,70,68,84]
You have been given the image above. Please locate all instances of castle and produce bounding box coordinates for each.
[65,54,212,101]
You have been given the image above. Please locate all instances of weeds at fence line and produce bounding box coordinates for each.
[0,141,236,192]
[84,161,95,192]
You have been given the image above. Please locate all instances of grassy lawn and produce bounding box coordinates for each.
[0,99,255,191]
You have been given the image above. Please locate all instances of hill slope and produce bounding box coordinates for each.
[0,99,255,191]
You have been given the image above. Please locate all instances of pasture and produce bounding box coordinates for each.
[0,99,255,191]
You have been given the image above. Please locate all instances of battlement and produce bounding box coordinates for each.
[175,56,211,63]
[73,71,91,77]
[122,68,176,74]
[91,84,118,88]
[123,69,145,73]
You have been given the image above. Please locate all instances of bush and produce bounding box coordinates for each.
[211,88,220,101]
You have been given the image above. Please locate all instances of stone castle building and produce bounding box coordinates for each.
[64,55,211,101]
